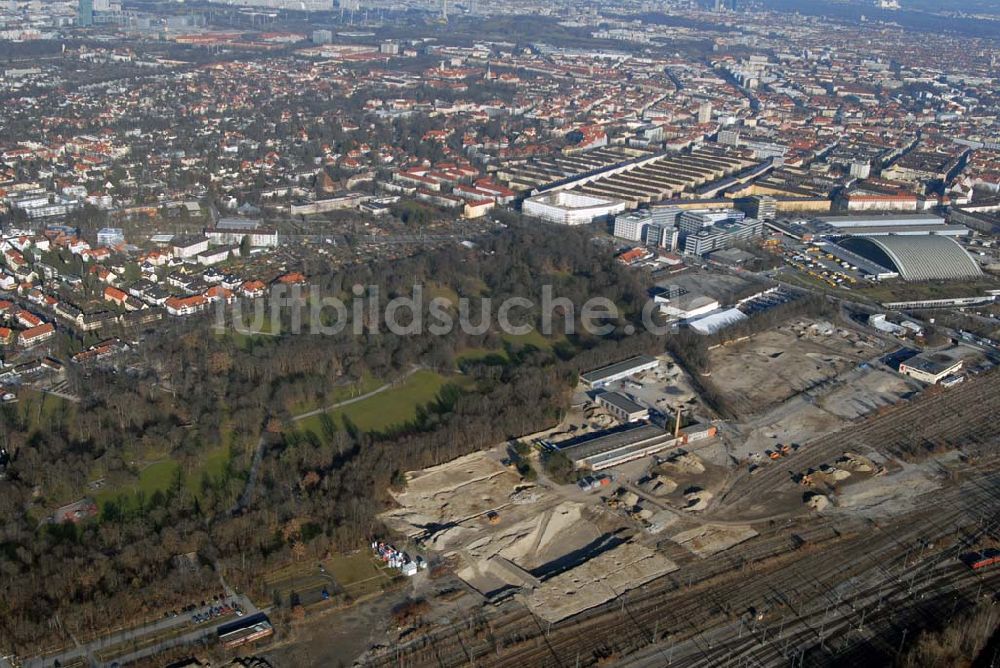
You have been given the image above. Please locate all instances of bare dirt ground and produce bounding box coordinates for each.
[265,587,410,668]
[819,368,921,419]
[706,321,885,418]
[670,524,759,558]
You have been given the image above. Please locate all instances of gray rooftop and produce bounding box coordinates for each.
[598,391,647,415]
[580,355,658,385]
[555,422,669,462]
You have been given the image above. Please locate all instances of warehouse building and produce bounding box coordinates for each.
[553,422,675,470]
[685,307,748,335]
[596,391,650,423]
[217,613,273,649]
[814,213,970,238]
[899,351,963,384]
[838,235,982,281]
[654,286,720,320]
[580,355,659,388]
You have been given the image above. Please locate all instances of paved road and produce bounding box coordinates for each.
[21,592,260,668]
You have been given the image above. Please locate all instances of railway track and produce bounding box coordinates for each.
[364,373,1000,668]
[366,470,1000,668]
[718,370,1000,511]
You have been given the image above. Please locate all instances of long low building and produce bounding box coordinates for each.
[553,422,676,470]
[580,355,659,388]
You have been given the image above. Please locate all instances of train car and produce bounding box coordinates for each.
[961,549,1000,570]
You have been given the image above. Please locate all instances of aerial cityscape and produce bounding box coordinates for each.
[0,0,999,666]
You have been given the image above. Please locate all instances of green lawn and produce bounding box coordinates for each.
[288,372,384,416]
[299,370,466,434]
[185,444,231,498]
[855,276,1000,303]
[502,329,562,351]
[324,552,395,599]
[96,460,181,512]
[95,443,235,513]
[457,347,509,365]
[13,390,73,432]
[426,282,460,306]
[222,311,281,348]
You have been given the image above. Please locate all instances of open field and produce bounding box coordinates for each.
[718,369,1000,520]
[260,552,396,609]
[326,552,397,600]
[95,460,180,512]
[502,329,558,351]
[298,369,466,434]
[853,276,1000,303]
[286,372,384,415]
[457,347,510,365]
[11,389,74,432]
[92,441,234,513]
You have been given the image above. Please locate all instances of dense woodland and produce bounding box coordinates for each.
[0,223,664,652]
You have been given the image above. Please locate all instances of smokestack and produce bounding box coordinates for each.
[674,406,682,439]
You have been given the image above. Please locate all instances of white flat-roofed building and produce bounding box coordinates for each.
[196,246,233,266]
[818,214,946,229]
[205,227,278,247]
[523,191,627,225]
[614,211,650,242]
[171,235,209,259]
[96,228,125,246]
[686,308,748,335]
[581,355,659,388]
[899,352,963,384]
[656,290,720,320]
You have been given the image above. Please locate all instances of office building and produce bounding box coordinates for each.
[613,212,649,242]
[697,102,713,124]
[78,0,93,26]
[312,29,333,44]
[740,195,777,221]
[96,228,125,247]
[678,209,743,237]
[649,205,683,227]
[646,223,679,251]
[684,217,763,256]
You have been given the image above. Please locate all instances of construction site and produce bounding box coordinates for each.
[365,307,1000,668]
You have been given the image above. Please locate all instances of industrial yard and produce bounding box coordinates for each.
[704,319,888,418]
[364,301,1000,668]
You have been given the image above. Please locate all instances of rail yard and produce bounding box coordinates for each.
[364,352,1000,668]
